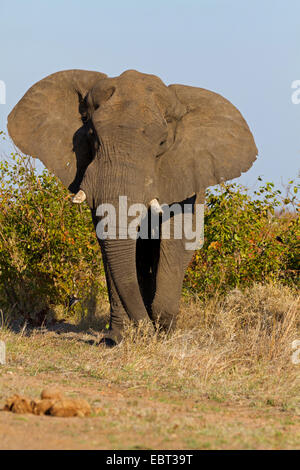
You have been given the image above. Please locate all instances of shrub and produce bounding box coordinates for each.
[184,180,299,298]
[0,151,105,325]
[0,134,299,323]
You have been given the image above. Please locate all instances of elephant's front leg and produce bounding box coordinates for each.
[151,194,202,331]
[100,250,129,346]
[151,238,186,332]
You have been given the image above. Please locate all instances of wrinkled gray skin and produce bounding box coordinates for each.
[7,69,258,346]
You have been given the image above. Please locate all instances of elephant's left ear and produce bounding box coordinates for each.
[157,84,258,204]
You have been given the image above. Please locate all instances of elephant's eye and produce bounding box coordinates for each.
[157,137,168,158]
[92,86,116,109]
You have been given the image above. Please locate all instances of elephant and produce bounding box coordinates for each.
[7,69,257,346]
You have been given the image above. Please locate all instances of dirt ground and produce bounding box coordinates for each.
[1,371,300,450]
[0,285,299,450]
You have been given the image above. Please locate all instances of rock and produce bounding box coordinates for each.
[3,391,92,417]
[33,399,56,416]
[4,394,35,414]
[48,398,91,417]
[41,387,64,401]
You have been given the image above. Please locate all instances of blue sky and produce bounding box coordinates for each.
[1,0,299,190]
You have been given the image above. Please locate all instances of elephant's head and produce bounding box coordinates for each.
[7,69,258,327]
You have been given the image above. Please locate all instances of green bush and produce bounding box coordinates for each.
[184,180,299,298]
[0,151,105,325]
[0,135,299,324]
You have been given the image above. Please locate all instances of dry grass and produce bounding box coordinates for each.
[0,283,299,449]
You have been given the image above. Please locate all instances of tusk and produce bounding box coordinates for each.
[149,198,163,215]
[72,190,86,204]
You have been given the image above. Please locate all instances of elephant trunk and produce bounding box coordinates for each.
[79,147,157,327]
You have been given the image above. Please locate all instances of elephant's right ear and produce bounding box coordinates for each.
[7,69,107,188]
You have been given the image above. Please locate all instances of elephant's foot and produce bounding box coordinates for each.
[99,327,123,348]
[99,336,117,348]
[153,316,177,334]
[72,189,86,203]
[151,303,178,333]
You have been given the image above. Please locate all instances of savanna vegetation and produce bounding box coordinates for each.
[0,135,298,325]
[0,134,299,449]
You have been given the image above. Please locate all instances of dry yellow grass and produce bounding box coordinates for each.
[0,283,299,449]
